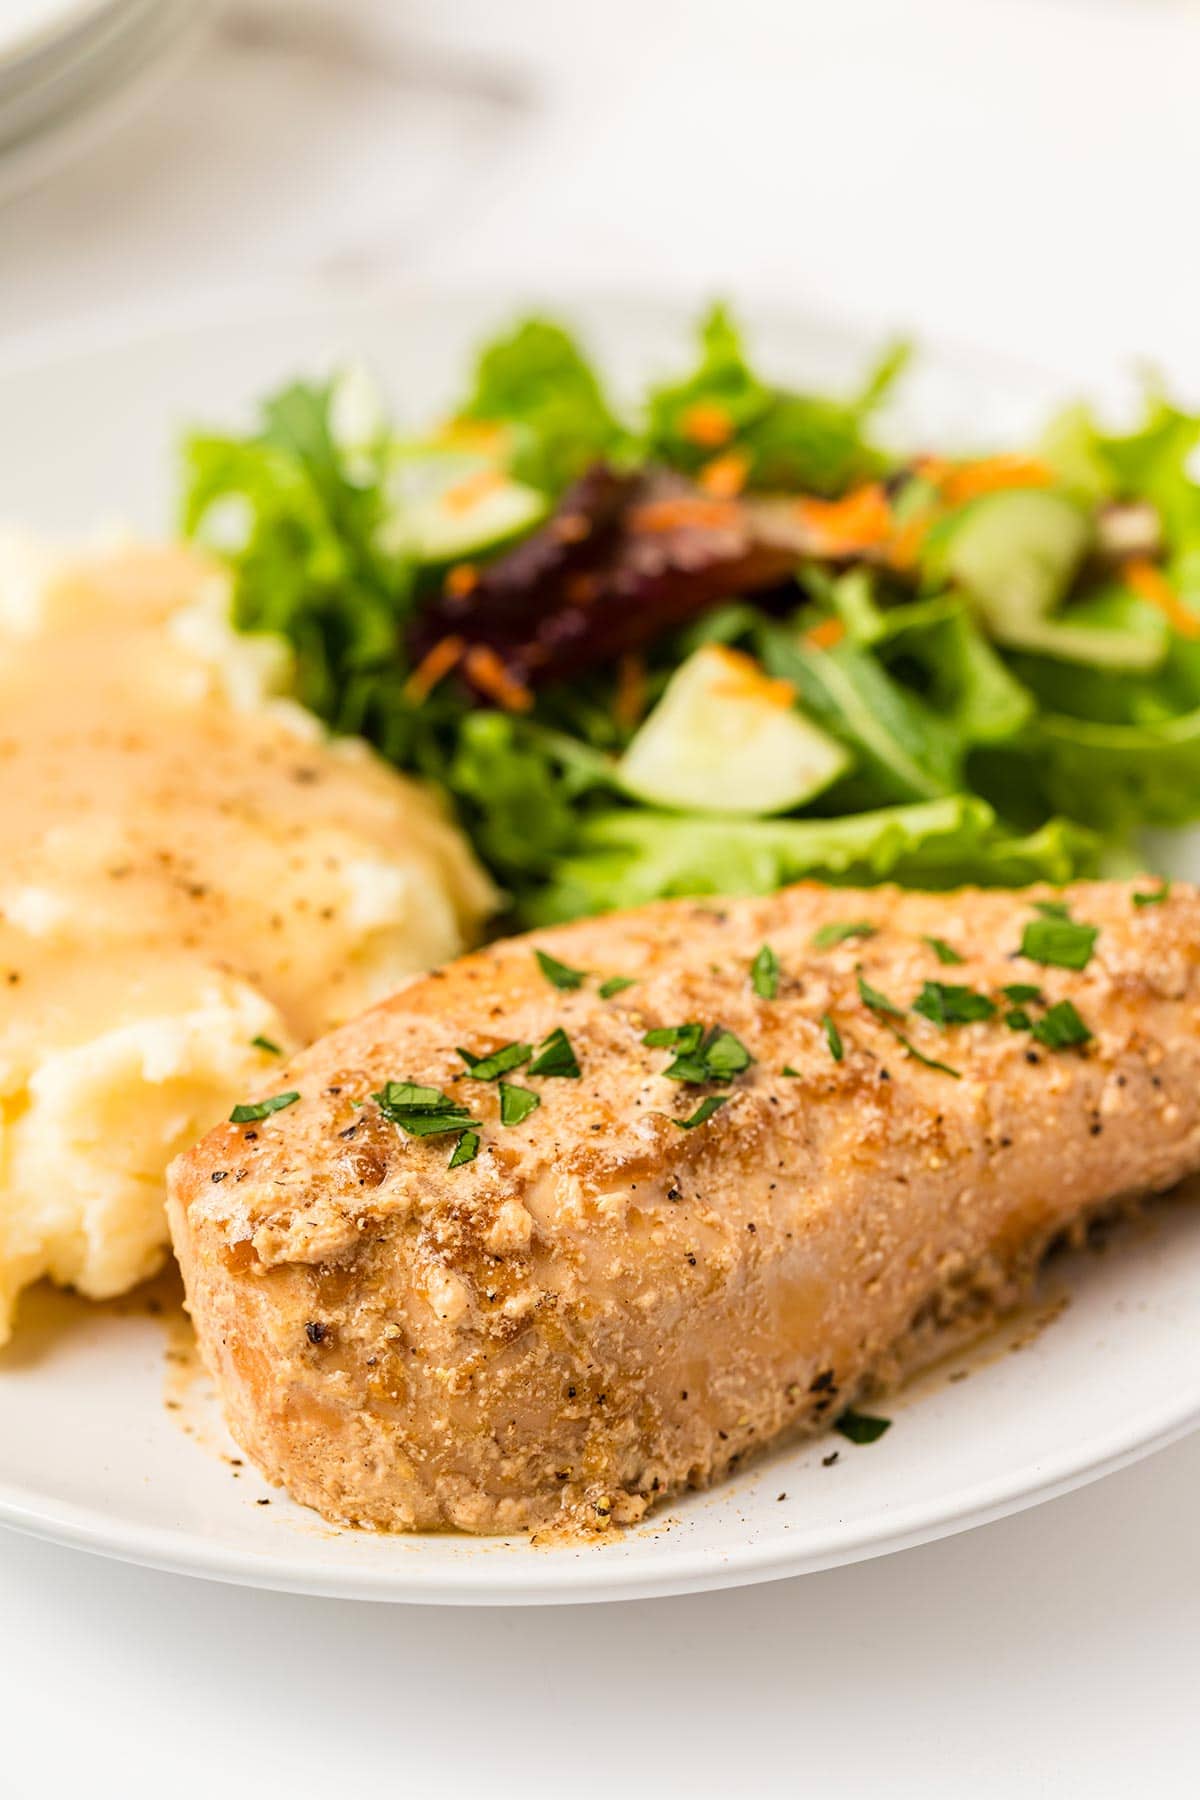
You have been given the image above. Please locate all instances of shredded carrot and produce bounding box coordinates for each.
[1124,558,1200,639]
[404,635,464,703]
[698,449,751,499]
[464,645,534,712]
[795,483,893,557]
[706,644,796,706]
[679,401,736,449]
[614,652,648,730]
[886,514,932,572]
[936,456,1053,506]
[804,617,846,651]
[629,496,744,535]
[442,466,505,516]
[444,562,478,601]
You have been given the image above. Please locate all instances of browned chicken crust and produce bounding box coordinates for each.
[168,880,1200,1536]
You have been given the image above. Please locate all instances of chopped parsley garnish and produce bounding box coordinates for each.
[821,1013,844,1062]
[1005,1007,1033,1032]
[812,920,878,951]
[250,1035,283,1056]
[598,975,636,998]
[643,1022,702,1050]
[923,936,964,966]
[912,981,996,1027]
[751,944,779,1000]
[857,972,905,1019]
[781,1064,802,1077]
[527,1026,582,1078]
[535,949,589,990]
[835,1408,892,1445]
[671,1095,729,1130]
[890,1031,961,1078]
[371,1082,481,1138]
[448,1131,481,1169]
[1002,983,1043,1004]
[1030,999,1092,1050]
[457,1040,532,1081]
[230,1090,299,1124]
[697,1028,753,1081]
[661,1025,753,1085]
[1019,913,1098,971]
[1133,881,1171,908]
[498,1082,540,1127]
[1033,899,1072,919]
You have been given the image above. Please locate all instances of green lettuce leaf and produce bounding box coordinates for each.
[181,378,410,724]
[456,318,625,494]
[644,303,905,494]
[529,796,1099,922]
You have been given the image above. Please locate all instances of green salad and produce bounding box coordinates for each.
[180,304,1200,925]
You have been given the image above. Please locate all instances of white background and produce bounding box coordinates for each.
[3,2,1200,1793]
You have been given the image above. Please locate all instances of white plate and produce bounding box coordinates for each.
[0,0,211,203]
[1,287,1198,1605]
[0,0,116,73]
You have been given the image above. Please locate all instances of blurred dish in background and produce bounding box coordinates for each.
[0,0,215,202]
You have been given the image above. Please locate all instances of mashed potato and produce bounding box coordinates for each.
[0,534,496,1342]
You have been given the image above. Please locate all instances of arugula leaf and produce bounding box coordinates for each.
[1133,880,1171,907]
[1002,983,1044,1003]
[759,627,963,806]
[598,975,637,998]
[923,936,964,966]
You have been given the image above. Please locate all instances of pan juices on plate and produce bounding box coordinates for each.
[169,877,1200,1537]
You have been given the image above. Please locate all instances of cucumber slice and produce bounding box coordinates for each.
[617,645,852,816]
[382,446,546,564]
[938,487,1164,670]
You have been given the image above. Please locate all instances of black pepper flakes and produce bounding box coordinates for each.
[305,1321,328,1346]
[210,1170,228,1184]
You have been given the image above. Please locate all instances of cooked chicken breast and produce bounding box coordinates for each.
[168,879,1200,1536]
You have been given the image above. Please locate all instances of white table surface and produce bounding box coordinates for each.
[4,1,1200,1792]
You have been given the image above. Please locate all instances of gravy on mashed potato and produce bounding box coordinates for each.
[0,534,495,1343]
